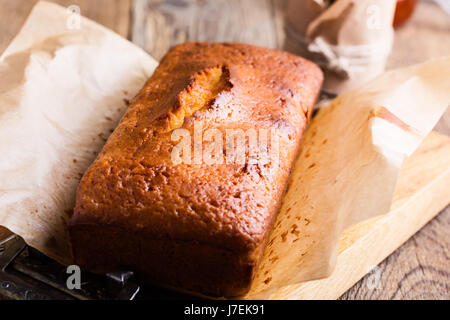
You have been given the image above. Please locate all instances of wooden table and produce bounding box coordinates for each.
[0,0,449,300]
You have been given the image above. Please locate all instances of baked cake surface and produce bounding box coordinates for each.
[68,42,323,297]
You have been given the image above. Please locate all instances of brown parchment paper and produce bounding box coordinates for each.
[286,0,397,93]
[0,1,449,298]
[0,1,158,264]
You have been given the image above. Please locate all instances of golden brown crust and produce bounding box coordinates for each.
[69,42,323,297]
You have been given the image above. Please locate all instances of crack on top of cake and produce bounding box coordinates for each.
[164,65,233,132]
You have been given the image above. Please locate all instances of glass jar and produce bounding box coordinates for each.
[394,0,418,28]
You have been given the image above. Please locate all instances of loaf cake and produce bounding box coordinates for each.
[68,42,323,297]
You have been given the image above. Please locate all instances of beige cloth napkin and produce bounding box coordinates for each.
[286,0,397,93]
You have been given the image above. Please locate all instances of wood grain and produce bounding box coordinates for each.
[131,0,281,60]
[339,205,449,300]
[0,0,132,54]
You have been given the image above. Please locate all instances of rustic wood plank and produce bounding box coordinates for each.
[132,0,279,60]
[340,205,449,300]
[0,0,132,55]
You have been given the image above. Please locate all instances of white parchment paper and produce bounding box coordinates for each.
[0,1,158,264]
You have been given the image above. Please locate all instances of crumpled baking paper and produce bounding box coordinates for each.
[245,56,450,298]
[0,1,158,264]
[0,1,448,299]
